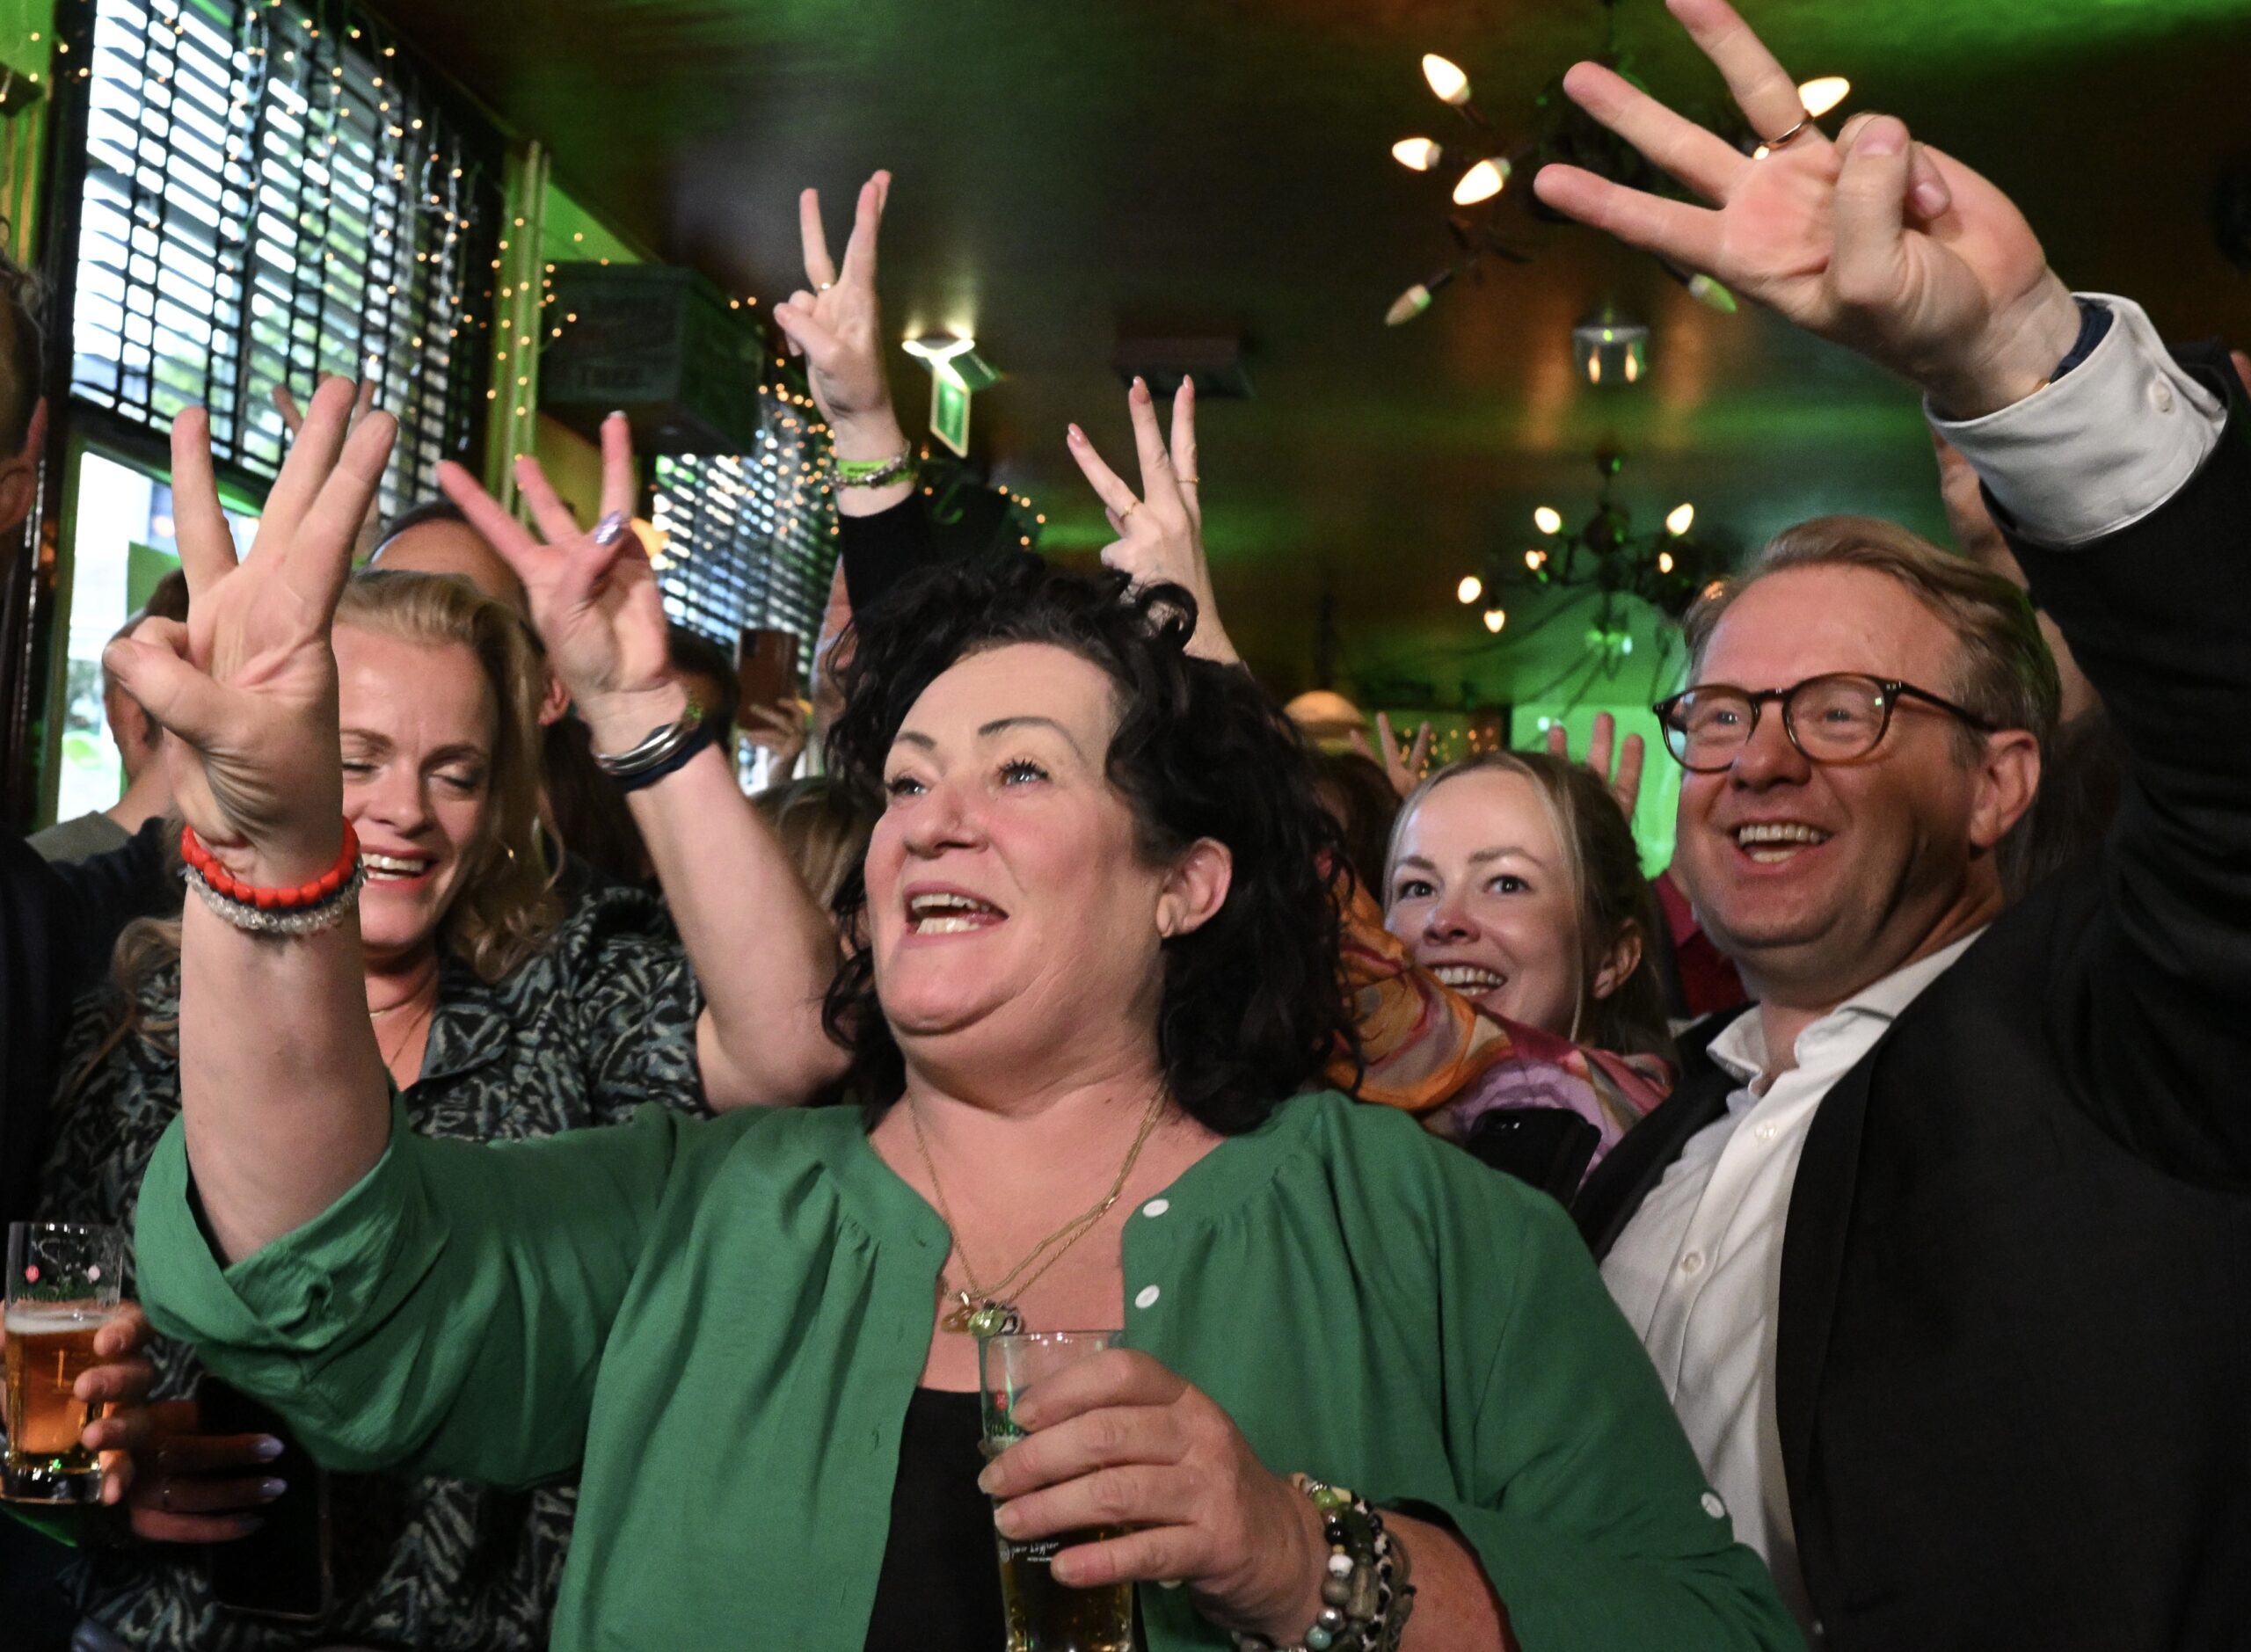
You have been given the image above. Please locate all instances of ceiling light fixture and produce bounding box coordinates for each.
[1797,76,1851,118]
[1472,448,1730,639]
[901,333,977,367]
[1421,53,1472,108]
[1450,157,1511,206]
[1572,310,1650,387]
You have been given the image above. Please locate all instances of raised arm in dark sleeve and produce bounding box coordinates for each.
[838,489,938,615]
[1964,325,2251,1183]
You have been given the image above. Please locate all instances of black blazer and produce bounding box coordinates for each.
[1575,344,2251,1650]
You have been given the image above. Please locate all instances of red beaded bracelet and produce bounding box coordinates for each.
[180,819,361,911]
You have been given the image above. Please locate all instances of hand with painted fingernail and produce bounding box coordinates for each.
[435,415,683,752]
[121,1399,288,1545]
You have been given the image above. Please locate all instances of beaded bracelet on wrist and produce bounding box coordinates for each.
[1232,1477,1415,1652]
[179,821,368,936]
[833,447,914,488]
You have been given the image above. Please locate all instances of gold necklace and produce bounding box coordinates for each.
[374,993,434,1080]
[911,1087,1169,1337]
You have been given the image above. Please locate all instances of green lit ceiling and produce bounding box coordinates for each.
[368,0,2251,708]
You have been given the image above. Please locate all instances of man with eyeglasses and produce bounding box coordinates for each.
[1540,3,2251,1648]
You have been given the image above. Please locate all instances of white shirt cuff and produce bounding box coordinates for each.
[1927,295,2224,549]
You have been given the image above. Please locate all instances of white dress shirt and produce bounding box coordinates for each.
[1602,295,2230,1627]
[1602,935,1977,1627]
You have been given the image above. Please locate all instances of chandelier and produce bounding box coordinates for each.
[1456,448,1729,635]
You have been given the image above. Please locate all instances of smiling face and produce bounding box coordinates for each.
[335,622,499,971]
[1385,766,1584,1037]
[866,641,1225,1093]
[1676,563,2007,1009]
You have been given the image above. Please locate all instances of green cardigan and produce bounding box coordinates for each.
[135,1091,1799,1650]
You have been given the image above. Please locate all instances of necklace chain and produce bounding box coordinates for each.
[910,1087,1168,1335]
[373,993,434,1076]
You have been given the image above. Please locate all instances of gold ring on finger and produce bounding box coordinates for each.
[1176,476,1201,486]
[1759,112,1812,149]
[1118,499,1140,520]
[815,280,835,292]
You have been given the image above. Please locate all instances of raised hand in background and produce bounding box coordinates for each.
[1349,711,1432,802]
[1546,710,1646,826]
[1065,375,1238,664]
[770,172,914,517]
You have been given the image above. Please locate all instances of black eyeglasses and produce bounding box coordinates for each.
[1651,673,1998,773]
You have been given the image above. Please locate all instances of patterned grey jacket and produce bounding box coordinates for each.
[37,880,710,1652]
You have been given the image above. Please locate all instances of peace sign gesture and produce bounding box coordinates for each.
[1066,376,1238,665]
[437,413,678,745]
[105,379,395,880]
[771,172,895,434]
[1533,0,2080,417]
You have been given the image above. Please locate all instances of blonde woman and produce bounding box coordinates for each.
[38,570,712,1652]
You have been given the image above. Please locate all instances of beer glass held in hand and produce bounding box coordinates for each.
[980,1330,1138,1652]
[4,1221,123,1503]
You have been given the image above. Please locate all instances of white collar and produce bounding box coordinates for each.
[1708,927,1989,1088]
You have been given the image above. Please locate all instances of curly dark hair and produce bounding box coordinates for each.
[823,554,1354,1134]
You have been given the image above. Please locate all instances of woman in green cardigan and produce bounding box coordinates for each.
[120,381,1797,1650]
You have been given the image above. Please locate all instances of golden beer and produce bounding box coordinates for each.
[4,1305,103,1498]
[995,1523,1135,1652]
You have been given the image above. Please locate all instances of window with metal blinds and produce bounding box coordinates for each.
[650,399,839,680]
[66,0,499,515]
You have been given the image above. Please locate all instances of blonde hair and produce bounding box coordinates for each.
[84,572,559,1076]
[334,570,559,978]
[1684,514,2060,758]
[753,775,874,915]
[1385,748,1673,1063]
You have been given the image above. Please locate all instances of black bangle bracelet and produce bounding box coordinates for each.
[610,722,718,793]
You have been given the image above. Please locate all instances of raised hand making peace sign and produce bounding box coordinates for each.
[437,413,676,748]
[1533,0,2080,418]
[771,171,893,432]
[1066,375,1239,665]
[106,379,396,883]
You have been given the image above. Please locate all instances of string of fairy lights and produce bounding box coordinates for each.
[535,270,1046,572]
[62,0,497,513]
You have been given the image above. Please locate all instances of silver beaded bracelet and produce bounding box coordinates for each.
[183,860,368,936]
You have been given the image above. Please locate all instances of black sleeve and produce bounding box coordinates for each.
[839,493,937,615]
[0,817,177,1220]
[2005,344,2251,1184]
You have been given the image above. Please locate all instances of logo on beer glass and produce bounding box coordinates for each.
[4,1222,124,1505]
[980,1330,1138,1652]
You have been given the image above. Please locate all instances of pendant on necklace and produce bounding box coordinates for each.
[942,1294,1023,1338]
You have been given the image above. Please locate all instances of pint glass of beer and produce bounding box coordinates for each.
[980,1329,1137,1652]
[4,1222,123,1503]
